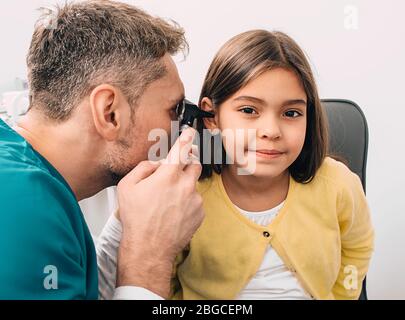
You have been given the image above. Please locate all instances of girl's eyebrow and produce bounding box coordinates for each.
[233,95,265,104]
[233,95,307,107]
[283,99,307,107]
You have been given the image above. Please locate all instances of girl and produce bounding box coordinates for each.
[170,30,374,300]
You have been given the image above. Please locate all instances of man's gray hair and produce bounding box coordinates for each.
[27,0,188,121]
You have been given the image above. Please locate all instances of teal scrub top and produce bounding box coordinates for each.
[0,119,98,299]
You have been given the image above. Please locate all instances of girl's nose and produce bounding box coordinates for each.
[257,121,282,140]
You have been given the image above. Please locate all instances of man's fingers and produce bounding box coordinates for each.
[122,160,161,185]
[190,144,200,159]
[183,153,202,181]
[162,128,196,171]
[122,129,199,185]
[183,143,201,180]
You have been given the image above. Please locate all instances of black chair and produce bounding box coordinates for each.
[322,99,369,300]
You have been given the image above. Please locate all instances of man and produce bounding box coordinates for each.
[0,0,204,299]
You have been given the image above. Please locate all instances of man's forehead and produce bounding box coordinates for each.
[164,76,184,105]
[159,54,185,104]
[171,81,185,103]
[169,92,185,105]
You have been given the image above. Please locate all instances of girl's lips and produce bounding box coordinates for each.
[249,150,285,159]
[255,149,283,155]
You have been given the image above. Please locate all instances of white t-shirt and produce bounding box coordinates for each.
[234,201,313,300]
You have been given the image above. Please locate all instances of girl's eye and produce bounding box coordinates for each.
[239,107,257,115]
[284,110,302,118]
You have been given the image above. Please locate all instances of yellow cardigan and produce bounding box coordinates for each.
[170,157,374,300]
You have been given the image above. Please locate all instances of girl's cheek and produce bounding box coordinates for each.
[290,129,306,154]
[219,131,245,163]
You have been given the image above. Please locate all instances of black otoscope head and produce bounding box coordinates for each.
[177,99,215,131]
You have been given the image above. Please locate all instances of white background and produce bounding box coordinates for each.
[0,0,404,299]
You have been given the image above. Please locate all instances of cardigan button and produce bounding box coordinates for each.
[263,231,271,238]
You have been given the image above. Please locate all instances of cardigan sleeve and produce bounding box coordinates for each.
[332,172,375,300]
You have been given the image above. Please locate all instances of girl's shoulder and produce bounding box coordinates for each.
[196,174,216,195]
[313,156,363,191]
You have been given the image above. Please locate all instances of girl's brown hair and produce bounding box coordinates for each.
[197,29,329,183]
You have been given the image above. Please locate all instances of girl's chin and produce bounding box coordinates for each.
[232,163,285,178]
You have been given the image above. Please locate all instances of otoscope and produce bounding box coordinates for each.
[177,98,215,133]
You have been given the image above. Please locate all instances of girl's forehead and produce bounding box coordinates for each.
[228,69,307,106]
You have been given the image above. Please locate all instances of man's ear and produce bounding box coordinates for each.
[200,97,219,131]
[89,84,129,141]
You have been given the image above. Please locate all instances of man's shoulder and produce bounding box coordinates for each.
[0,163,93,299]
[0,149,89,284]
[0,153,71,201]
[0,129,75,200]
[0,165,77,231]
[0,146,82,238]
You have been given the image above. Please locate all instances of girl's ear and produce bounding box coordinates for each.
[200,97,219,131]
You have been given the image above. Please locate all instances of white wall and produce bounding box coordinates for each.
[1,0,404,299]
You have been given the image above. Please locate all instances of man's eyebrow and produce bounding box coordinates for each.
[233,95,307,107]
[170,94,185,106]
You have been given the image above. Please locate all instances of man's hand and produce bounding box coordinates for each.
[116,128,204,299]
